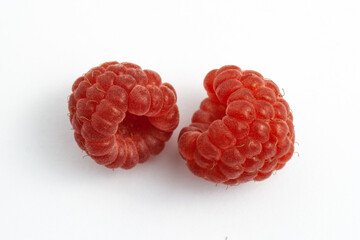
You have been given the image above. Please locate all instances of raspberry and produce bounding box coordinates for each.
[69,61,179,169]
[178,65,295,185]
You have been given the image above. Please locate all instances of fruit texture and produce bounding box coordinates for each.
[69,61,179,169]
[178,65,295,185]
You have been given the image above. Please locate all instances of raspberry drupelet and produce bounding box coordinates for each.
[69,61,179,169]
[178,65,295,185]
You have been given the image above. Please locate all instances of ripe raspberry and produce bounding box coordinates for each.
[69,61,179,169]
[178,65,295,185]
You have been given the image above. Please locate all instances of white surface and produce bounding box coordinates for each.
[0,0,359,239]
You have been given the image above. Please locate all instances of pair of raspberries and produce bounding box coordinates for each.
[68,61,295,185]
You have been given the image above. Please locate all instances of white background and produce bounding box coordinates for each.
[1,0,359,239]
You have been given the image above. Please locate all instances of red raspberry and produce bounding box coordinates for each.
[68,61,179,169]
[178,65,295,185]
